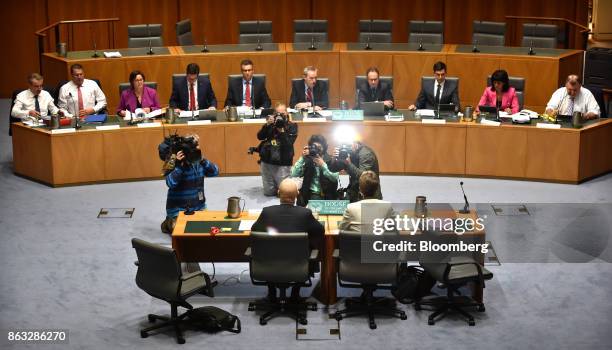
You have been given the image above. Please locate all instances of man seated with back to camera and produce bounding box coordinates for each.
[160,134,219,234]
[333,140,382,203]
[339,171,392,233]
[291,135,340,207]
[255,103,298,196]
[251,179,325,301]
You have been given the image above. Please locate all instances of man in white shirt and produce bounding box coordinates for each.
[11,73,58,121]
[57,64,107,117]
[545,74,600,120]
[339,171,392,233]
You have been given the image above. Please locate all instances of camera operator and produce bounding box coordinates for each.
[160,134,219,234]
[291,135,340,206]
[334,141,381,203]
[256,102,298,196]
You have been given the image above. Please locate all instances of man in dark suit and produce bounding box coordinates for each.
[409,61,460,110]
[251,179,324,300]
[169,63,217,111]
[289,66,329,110]
[357,67,394,110]
[224,59,271,109]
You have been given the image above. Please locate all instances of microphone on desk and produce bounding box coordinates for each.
[308,19,317,50]
[364,19,373,50]
[147,24,154,55]
[527,24,537,56]
[68,92,81,129]
[472,39,480,53]
[255,20,263,51]
[91,24,100,58]
[459,181,470,214]
[417,22,425,51]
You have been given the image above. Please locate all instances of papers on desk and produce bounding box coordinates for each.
[287,108,297,113]
[179,110,199,118]
[242,118,266,123]
[480,119,501,126]
[103,51,122,58]
[303,116,327,122]
[511,112,531,123]
[137,122,162,128]
[498,111,510,119]
[421,118,446,124]
[187,120,211,125]
[415,109,436,117]
[22,119,43,127]
[238,220,256,231]
[123,108,164,121]
[96,125,120,130]
[316,110,333,118]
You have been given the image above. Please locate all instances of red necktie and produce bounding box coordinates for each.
[245,81,251,107]
[306,87,313,103]
[77,86,84,113]
[189,82,196,111]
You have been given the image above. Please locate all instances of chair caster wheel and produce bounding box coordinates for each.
[414,304,421,311]
[400,313,407,320]
[478,305,485,312]
[428,319,435,326]
[147,314,156,323]
[140,331,148,338]
[309,304,317,311]
[298,318,308,325]
[334,314,343,321]
[177,337,185,344]
[468,319,475,326]
[260,318,267,325]
[248,305,255,311]
[369,322,377,330]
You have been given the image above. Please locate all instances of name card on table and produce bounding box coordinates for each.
[536,123,561,129]
[137,122,162,128]
[303,117,327,122]
[187,120,212,125]
[422,118,446,124]
[51,128,76,134]
[242,118,266,123]
[307,200,350,215]
[96,125,120,130]
[480,119,501,126]
[332,110,364,121]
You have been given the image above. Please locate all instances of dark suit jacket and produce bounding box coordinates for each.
[224,76,271,108]
[415,79,460,109]
[289,80,329,109]
[169,76,217,110]
[357,81,394,109]
[251,204,324,250]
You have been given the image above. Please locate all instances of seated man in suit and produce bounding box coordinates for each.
[224,59,271,109]
[339,171,393,233]
[251,179,324,300]
[11,73,59,122]
[169,63,217,112]
[357,67,394,110]
[57,64,107,118]
[409,61,460,110]
[289,66,329,111]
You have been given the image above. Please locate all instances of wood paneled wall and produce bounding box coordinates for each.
[0,0,588,97]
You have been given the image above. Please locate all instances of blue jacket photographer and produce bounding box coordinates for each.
[255,103,298,196]
[159,134,219,233]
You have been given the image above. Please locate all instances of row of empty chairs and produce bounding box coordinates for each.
[126,20,562,49]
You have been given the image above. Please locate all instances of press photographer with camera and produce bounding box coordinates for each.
[159,134,219,234]
[291,135,340,206]
[334,140,382,203]
[255,103,298,196]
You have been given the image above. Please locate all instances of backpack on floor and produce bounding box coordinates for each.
[186,306,241,334]
[392,264,436,304]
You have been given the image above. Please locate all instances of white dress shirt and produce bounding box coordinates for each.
[11,89,58,120]
[433,79,445,102]
[57,79,107,116]
[187,80,198,110]
[546,86,600,116]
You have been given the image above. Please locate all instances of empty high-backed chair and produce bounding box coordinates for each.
[176,19,193,46]
[358,19,392,43]
[487,76,526,110]
[127,24,164,48]
[521,23,558,48]
[294,19,328,43]
[409,20,444,44]
[472,21,506,46]
[239,21,273,44]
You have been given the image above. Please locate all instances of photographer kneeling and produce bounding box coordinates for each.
[159,134,219,234]
[291,135,340,206]
[256,103,298,196]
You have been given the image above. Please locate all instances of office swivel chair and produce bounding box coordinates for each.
[127,24,164,48]
[472,20,506,46]
[486,76,526,110]
[238,21,273,44]
[176,19,193,46]
[414,231,493,326]
[332,230,407,329]
[132,238,213,344]
[521,23,558,48]
[358,19,393,43]
[409,20,444,44]
[246,232,318,325]
[293,19,328,43]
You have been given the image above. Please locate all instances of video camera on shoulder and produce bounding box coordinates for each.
[158,133,201,164]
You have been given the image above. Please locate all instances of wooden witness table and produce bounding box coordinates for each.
[11,115,612,186]
[172,209,486,305]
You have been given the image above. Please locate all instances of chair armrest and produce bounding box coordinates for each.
[443,256,484,283]
[244,247,252,258]
[309,249,319,261]
[332,249,339,259]
[134,261,139,266]
[181,271,205,282]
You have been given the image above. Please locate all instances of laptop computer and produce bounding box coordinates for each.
[194,110,218,121]
[435,103,457,118]
[362,101,385,116]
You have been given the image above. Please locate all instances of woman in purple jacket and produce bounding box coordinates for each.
[117,70,160,116]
